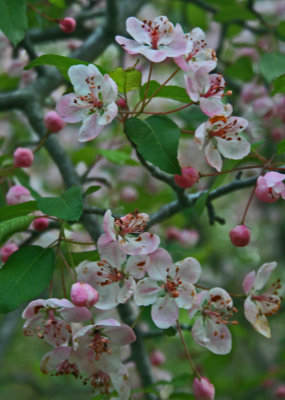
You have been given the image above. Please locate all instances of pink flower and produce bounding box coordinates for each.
[59,17,76,34]
[101,209,160,256]
[243,262,281,338]
[174,27,207,71]
[229,225,251,247]
[174,167,199,188]
[150,350,165,366]
[44,111,66,133]
[276,384,285,398]
[56,64,118,142]
[0,242,18,262]
[193,376,215,400]
[253,96,275,118]
[194,107,250,171]
[13,147,34,168]
[6,185,31,205]
[120,186,138,202]
[115,16,187,63]
[241,82,267,104]
[166,227,199,247]
[189,288,236,354]
[255,172,285,203]
[71,282,99,307]
[32,217,49,231]
[134,248,201,329]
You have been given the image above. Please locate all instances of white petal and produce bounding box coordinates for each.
[204,141,223,171]
[254,262,277,291]
[151,295,179,329]
[134,278,160,306]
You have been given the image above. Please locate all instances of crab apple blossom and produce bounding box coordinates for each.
[166,227,199,247]
[229,225,251,247]
[13,147,34,168]
[115,16,187,63]
[101,209,160,255]
[44,111,66,133]
[243,262,282,338]
[193,376,215,400]
[189,288,236,355]
[0,242,18,262]
[134,248,201,328]
[150,350,165,366]
[174,167,199,188]
[32,217,49,231]
[56,64,118,142]
[59,17,76,33]
[194,107,250,171]
[71,282,99,307]
[174,27,207,71]
[6,185,31,205]
[255,172,285,203]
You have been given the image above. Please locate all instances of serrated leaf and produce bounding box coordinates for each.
[83,186,101,197]
[25,55,105,80]
[125,116,181,174]
[98,148,138,166]
[277,139,285,155]
[0,0,28,46]
[109,67,141,93]
[140,80,190,103]
[0,215,35,246]
[259,53,285,83]
[0,201,37,222]
[0,246,55,313]
[37,186,82,222]
[272,74,285,95]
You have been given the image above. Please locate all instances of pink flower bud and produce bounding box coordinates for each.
[0,243,18,262]
[116,98,127,108]
[59,17,76,34]
[44,111,66,133]
[32,217,49,231]
[174,167,199,189]
[6,185,31,205]
[276,384,285,398]
[255,173,285,203]
[120,186,138,202]
[71,282,99,307]
[150,350,165,366]
[193,376,215,400]
[229,225,251,247]
[13,147,34,168]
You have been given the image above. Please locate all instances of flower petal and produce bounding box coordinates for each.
[175,257,201,284]
[151,295,179,329]
[254,261,277,291]
[148,248,173,281]
[78,112,104,142]
[243,270,256,294]
[56,93,87,123]
[216,135,250,160]
[204,141,223,171]
[134,278,160,306]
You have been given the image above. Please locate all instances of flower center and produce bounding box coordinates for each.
[89,371,111,394]
[142,18,173,50]
[115,210,149,235]
[89,333,111,360]
[96,262,124,286]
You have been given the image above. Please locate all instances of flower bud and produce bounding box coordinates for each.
[174,167,199,189]
[120,186,138,202]
[116,98,127,108]
[150,350,165,366]
[6,185,31,205]
[71,282,99,307]
[44,111,66,133]
[32,217,49,231]
[276,384,285,398]
[193,376,215,400]
[59,17,76,34]
[229,225,251,247]
[0,243,18,262]
[13,147,34,168]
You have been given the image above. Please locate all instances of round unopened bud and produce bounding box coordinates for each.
[120,186,138,202]
[71,282,99,307]
[276,384,285,398]
[44,111,66,133]
[0,243,18,262]
[193,377,215,400]
[13,147,34,168]
[150,350,165,366]
[229,225,251,247]
[6,185,31,205]
[174,167,199,189]
[59,17,76,34]
[116,98,127,108]
[32,217,49,231]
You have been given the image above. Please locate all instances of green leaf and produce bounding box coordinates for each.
[186,3,208,30]
[0,215,35,246]
[125,116,181,174]
[83,186,101,197]
[0,201,37,222]
[259,53,285,83]
[165,327,177,337]
[140,81,190,103]
[49,0,65,7]
[0,246,55,313]
[214,5,256,22]
[0,74,20,91]
[72,146,97,166]
[277,21,285,38]
[25,55,105,80]
[277,139,285,155]
[251,140,265,152]
[37,186,82,222]
[109,67,141,93]
[272,74,285,95]
[225,57,254,82]
[98,148,138,166]
[0,0,28,46]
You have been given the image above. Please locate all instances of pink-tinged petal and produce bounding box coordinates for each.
[115,36,150,56]
[194,122,207,148]
[216,136,250,160]
[110,365,130,400]
[22,299,46,319]
[102,75,118,103]
[175,282,196,309]
[60,305,93,322]
[151,295,179,329]
[119,232,160,256]
[103,210,117,240]
[175,257,201,284]
[148,248,173,281]
[134,278,160,306]
[45,322,71,347]
[200,98,226,117]
[95,282,121,310]
[272,181,285,198]
[205,318,232,355]
[255,176,276,203]
[126,16,151,45]
[117,277,136,304]
[164,39,187,58]
[56,93,87,123]
[254,262,277,291]
[188,291,208,319]
[174,55,189,71]
[264,171,285,187]
[76,260,102,286]
[78,112,104,142]
[244,297,271,338]
[191,315,210,347]
[185,75,200,102]
[40,346,71,374]
[96,318,121,327]
[103,323,136,346]
[98,102,118,126]
[208,287,233,309]
[68,64,103,96]
[138,47,169,63]
[125,254,150,279]
[205,141,223,171]
[243,270,256,294]
[98,235,126,269]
